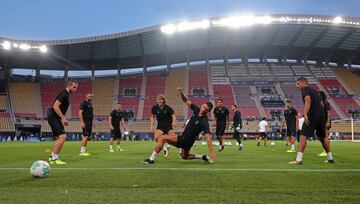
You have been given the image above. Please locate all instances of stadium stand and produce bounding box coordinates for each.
[164,69,187,119]
[142,72,167,119]
[118,74,143,116]
[333,68,360,95]
[187,66,209,117]
[40,79,67,117]
[70,79,92,118]
[92,77,117,117]
[8,82,42,117]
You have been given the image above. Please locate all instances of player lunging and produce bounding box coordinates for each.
[140,86,217,164]
[79,93,93,156]
[109,102,127,152]
[47,80,78,164]
[150,94,176,157]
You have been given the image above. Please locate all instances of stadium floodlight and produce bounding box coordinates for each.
[333,16,343,24]
[161,24,176,34]
[19,43,31,50]
[39,45,48,53]
[13,43,18,48]
[161,19,210,34]
[213,15,274,28]
[2,41,11,50]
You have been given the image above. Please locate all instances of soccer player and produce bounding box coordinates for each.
[289,77,334,165]
[213,99,229,152]
[47,80,78,164]
[257,117,268,146]
[318,90,333,157]
[140,86,217,164]
[150,94,176,157]
[231,105,243,150]
[281,100,298,153]
[109,102,127,152]
[79,93,93,156]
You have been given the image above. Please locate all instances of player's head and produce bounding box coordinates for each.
[296,77,308,89]
[285,99,292,108]
[86,93,93,102]
[217,99,224,107]
[262,117,266,121]
[156,94,166,106]
[116,102,122,110]
[67,80,78,93]
[231,104,238,112]
[200,102,213,115]
[318,90,327,102]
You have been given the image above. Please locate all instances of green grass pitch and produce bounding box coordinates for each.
[0,140,359,204]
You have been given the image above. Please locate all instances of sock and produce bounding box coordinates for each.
[149,151,158,161]
[162,145,168,152]
[194,154,202,159]
[291,144,295,150]
[51,153,59,160]
[80,146,86,153]
[109,145,113,150]
[165,143,170,149]
[116,145,120,149]
[179,148,182,154]
[296,152,303,162]
[327,152,333,161]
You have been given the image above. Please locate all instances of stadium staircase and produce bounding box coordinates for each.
[250,86,266,117]
[316,81,346,118]
[164,69,187,120]
[136,73,147,120]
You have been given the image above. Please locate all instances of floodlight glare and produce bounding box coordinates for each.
[19,43,31,50]
[2,41,11,50]
[39,45,48,53]
[333,16,343,24]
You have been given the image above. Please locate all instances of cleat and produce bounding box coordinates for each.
[50,159,66,165]
[202,155,213,164]
[116,148,124,152]
[238,144,243,151]
[140,159,154,164]
[109,149,114,153]
[257,143,260,146]
[164,150,169,158]
[288,160,302,165]
[48,156,52,162]
[324,160,335,164]
[79,152,91,157]
[287,149,296,153]
[318,152,327,157]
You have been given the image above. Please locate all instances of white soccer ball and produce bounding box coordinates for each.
[30,160,50,178]
[270,142,275,146]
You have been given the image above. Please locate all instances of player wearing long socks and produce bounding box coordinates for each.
[231,105,243,150]
[140,86,217,164]
[47,80,78,164]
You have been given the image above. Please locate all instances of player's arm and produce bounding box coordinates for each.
[79,109,85,128]
[176,86,192,107]
[121,118,127,131]
[226,113,230,129]
[280,117,285,129]
[303,96,311,124]
[150,113,155,132]
[108,116,114,130]
[172,114,177,129]
[204,133,217,160]
[295,115,299,132]
[53,100,68,126]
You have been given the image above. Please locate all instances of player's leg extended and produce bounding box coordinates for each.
[79,136,90,156]
[140,134,178,164]
[287,135,296,152]
[109,137,114,152]
[154,129,163,142]
[50,134,67,164]
[319,127,334,163]
[164,130,177,157]
[116,138,123,151]
[233,130,242,150]
[289,135,307,164]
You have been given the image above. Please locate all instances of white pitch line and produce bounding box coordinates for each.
[0,167,359,172]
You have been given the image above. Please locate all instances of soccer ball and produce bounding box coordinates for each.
[30,160,50,178]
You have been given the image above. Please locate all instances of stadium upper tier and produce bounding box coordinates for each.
[1,14,360,70]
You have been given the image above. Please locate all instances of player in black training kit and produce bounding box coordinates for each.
[213,99,230,152]
[289,77,334,165]
[231,105,243,150]
[281,100,298,153]
[318,90,333,157]
[108,102,127,152]
[47,80,78,165]
[140,86,217,164]
[79,93,93,156]
[150,94,176,157]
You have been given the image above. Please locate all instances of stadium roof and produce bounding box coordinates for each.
[1,14,360,70]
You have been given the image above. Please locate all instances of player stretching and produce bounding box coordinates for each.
[213,99,229,152]
[257,117,268,146]
[140,86,217,164]
[47,80,78,164]
[109,102,127,152]
[281,100,298,153]
[318,91,333,157]
[150,94,177,157]
[231,105,243,150]
[289,77,334,165]
[79,93,93,156]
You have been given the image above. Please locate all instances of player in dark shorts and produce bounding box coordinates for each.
[318,90,333,157]
[47,80,78,165]
[257,117,269,146]
[281,100,298,153]
[231,105,243,150]
[213,99,229,152]
[150,94,176,157]
[79,93,93,157]
[289,77,334,165]
[140,86,217,164]
[108,102,127,152]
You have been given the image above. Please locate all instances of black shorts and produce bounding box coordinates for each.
[82,120,93,137]
[216,122,226,136]
[175,134,194,151]
[156,126,173,135]
[111,128,122,139]
[259,132,267,138]
[233,129,240,138]
[301,114,326,139]
[48,116,65,139]
[286,126,296,137]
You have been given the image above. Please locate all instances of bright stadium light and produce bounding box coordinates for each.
[2,41,11,50]
[161,19,210,34]
[13,43,18,48]
[19,43,31,50]
[161,24,176,34]
[39,45,48,53]
[333,16,343,24]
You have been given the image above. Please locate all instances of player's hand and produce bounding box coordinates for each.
[81,122,85,129]
[326,122,331,129]
[176,86,183,93]
[172,122,176,129]
[110,126,114,130]
[61,117,68,126]
[304,115,310,125]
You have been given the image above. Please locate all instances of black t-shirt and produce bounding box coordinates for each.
[213,106,229,123]
[151,104,174,128]
[182,104,210,143]
[80,100,93,120]
[301,86,323,117]
[284,107,298,129]
[110,109,123,129]
[48,90,70,118]
[233,111,242,129]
